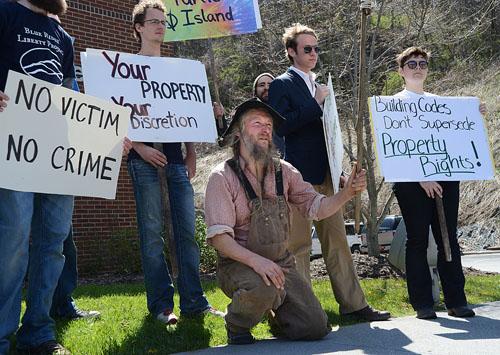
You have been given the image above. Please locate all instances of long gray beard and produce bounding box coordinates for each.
[28,0,67,15]
[243,135,277,163]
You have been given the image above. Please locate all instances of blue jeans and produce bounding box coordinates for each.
[128,159,209,316]
[0,189,73,353]
[51,226,79,317]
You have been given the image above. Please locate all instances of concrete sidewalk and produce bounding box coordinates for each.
[187,301,500,354]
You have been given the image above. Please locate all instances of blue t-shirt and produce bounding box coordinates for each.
[128,142,184,164]
[0,1,75,91]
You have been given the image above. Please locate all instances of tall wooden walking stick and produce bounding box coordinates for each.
[435,196,453,262]
[354,1,372,233]
[153,143,178,278]
[207,39,224,132]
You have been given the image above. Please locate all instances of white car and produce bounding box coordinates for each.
[311,221,363,257]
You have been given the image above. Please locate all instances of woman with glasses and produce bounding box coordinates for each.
[392,47,485,320]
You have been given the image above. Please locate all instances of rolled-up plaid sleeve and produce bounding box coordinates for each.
[204,168,236,240]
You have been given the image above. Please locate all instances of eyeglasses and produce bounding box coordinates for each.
[404,60,428,70]
[303,45,320,54]
[143,19,167,26]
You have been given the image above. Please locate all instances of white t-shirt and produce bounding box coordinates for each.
[394,88,437,98]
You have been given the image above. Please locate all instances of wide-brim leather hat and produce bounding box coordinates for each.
[218,98,285,147]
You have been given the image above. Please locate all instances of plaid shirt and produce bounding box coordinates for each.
[205,157,326,247]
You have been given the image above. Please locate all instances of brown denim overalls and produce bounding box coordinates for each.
[217,158,329,340]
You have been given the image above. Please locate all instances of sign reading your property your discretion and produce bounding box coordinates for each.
[0,71,129,199]
[81,48,217,143]
[368,95,494,182]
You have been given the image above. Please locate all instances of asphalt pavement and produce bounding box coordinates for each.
[186,301,500,355]
[462,252,500,273]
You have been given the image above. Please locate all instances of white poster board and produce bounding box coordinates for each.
[322,74,344,192]
[253,0,263,29]
[369,95,494,182]
[0,71,129,199]
[81,48,217,143]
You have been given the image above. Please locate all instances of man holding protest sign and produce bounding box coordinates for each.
[41,13,102,323]
[268,23,390,321]
[392,47,486,319]
[0,0,76,353]
[128,0,222,325]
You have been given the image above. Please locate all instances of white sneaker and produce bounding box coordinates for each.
[203,307,226,318]
[157,310,178,325]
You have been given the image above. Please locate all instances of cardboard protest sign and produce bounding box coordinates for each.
[81,49,217,143]
[0,71,129,199]
[368,95,494,182]
[322,74,344,193]
[162,0,262,41]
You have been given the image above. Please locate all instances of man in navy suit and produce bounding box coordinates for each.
[268,23,390,321]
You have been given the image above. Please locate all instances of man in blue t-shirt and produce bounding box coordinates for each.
[43,13,102,323]
[127,0,223,325]
[0,0,75,354]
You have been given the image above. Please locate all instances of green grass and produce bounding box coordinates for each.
[11,275,500,354]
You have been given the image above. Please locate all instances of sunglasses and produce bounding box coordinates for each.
[303,45,320,54]
[404,60,428,70]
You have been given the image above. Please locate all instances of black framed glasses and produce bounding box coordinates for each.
[303,45,320,54]
[143,19,167,26]
[404,60,428,70]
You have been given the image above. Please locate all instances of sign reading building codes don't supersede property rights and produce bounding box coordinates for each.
[368,95,494,182]
[81,48,217,143]
[0,71,129,199]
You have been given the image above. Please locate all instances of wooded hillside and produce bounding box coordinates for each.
[186,0,499,241]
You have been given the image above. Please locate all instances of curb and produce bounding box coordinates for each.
[462,250,500,255]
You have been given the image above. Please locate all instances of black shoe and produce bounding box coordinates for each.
[344,306,391,321]
[227,326,256,345]
[416,308,437,319]
[64,309,101,320]
[448,306,475,318]
[17,340,71,355]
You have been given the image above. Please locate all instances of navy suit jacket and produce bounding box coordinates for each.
[268,68,328,185]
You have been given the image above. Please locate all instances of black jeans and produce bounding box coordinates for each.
[394,181,467,310]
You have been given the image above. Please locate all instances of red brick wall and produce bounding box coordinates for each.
[60,0,174,275]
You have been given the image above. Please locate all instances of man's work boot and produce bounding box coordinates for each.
[226,325,256,345]
[344,305,391,321]
[416,308,437,319]
[448,306,475,318]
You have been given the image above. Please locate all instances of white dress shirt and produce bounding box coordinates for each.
[290,66,317,97]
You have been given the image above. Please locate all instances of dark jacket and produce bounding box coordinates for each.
[268,68,328,185]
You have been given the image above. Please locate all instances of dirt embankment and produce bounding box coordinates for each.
[310,253,498,281]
